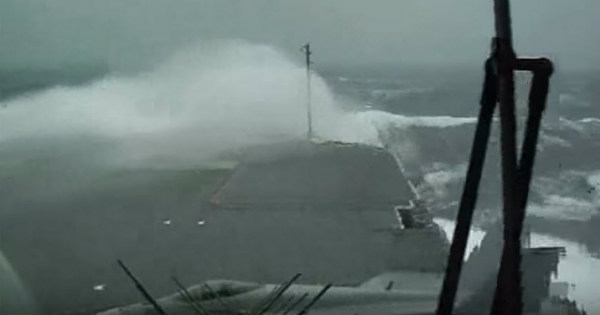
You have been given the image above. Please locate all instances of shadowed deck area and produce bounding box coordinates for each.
[0,140,448,314]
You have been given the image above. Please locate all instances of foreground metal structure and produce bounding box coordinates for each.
[436,0,554,314]
[96,34,568,314]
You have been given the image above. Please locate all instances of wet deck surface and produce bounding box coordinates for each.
[0,140,447,314]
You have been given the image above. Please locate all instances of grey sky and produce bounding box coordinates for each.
[1,0,598,70]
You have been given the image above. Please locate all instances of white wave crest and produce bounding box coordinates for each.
[528,194,597,221]
[530,170,600,221]
[580,117,600,124]
[352,110,476,130]
[540,133,572,147]
[558,116,600,133]
[0,40,478,169]
[587,171,600,187]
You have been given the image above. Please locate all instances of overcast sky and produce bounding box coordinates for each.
[1,0,598,71]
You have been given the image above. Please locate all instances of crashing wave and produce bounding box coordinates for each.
[557,116,600,133]
[356,110,476,130]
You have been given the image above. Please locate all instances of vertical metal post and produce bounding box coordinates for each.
[436,57,497,315]
[494,0,513,42]
[491,0,523,313]
[302,43,313,141]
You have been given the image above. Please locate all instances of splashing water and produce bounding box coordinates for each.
[0,41,382,168]
[0,40,480,170]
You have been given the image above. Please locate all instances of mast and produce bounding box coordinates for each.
[490,0,522,313]
[301,43,313,141]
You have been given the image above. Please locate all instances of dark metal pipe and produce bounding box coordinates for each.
[116,259,168,315]
[436,57,497,315]
[297,284,332,315]
[258,273,302,315]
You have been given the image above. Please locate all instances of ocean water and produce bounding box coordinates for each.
[323,66,600,228]
[323,66,600,312]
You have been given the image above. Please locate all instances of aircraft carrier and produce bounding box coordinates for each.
[0,138,448,315]
[209,140,448,279]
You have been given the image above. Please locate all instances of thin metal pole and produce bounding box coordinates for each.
[252,273,301,314]
[495,59,553,314]
[297,284,332,315]
[171,276,208,315]
[272,294,297,314]
[436,58,497,315]
[491,0,522,313]
[514,58,553,213]
[282,293,309,315]
[302,43,313,141]
[258,273,302,315]
[116,260,168,315]
[494,0,513,42]
[202,283,234,314]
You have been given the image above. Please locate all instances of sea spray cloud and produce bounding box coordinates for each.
[0,41,381,167]
[0,40,480,169]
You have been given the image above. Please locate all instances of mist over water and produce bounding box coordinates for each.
[0,40,484,170]
[0,41,383,168]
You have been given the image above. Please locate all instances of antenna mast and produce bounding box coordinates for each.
[301,43,313,141]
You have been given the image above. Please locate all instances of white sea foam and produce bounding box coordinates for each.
[528,195,597,221]
[540,133,572,147]
[422,163,467,199]
[579,117,600,124]
[558,116,600,133]
[529,170,600,221]
[357,110,476,130]
[0,39,478,170]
